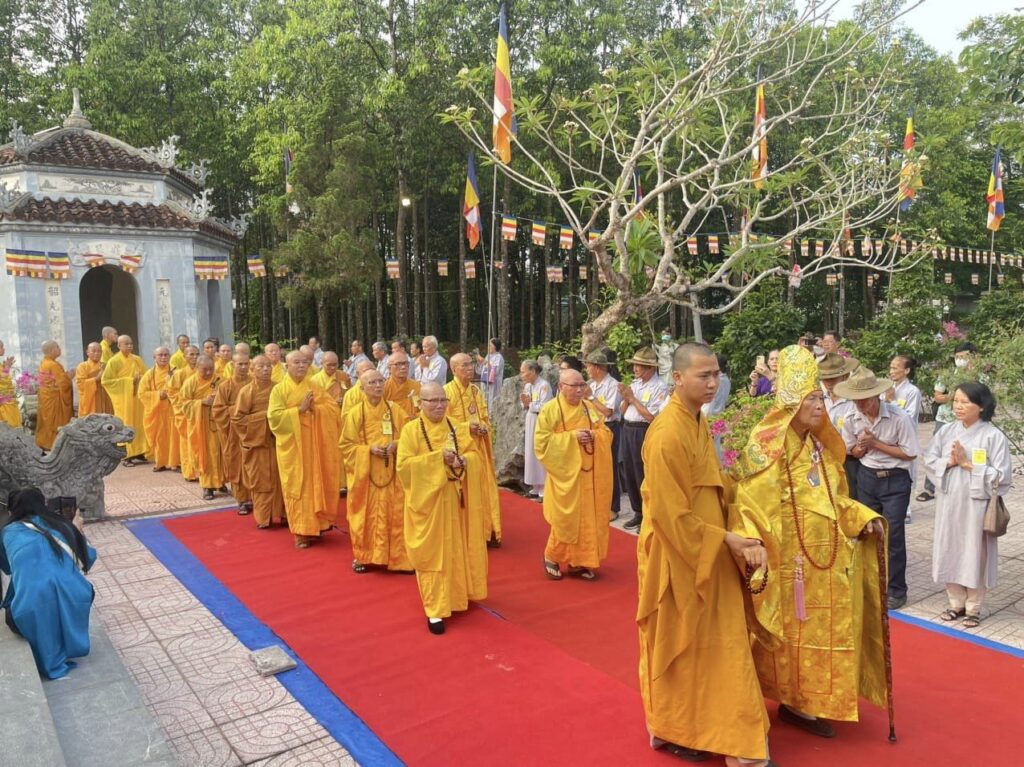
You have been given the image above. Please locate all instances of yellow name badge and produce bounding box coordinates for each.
[531,390,539,402]
[836,417,845,430]
[972,448,988,466]
[641,391,651,404]
[597,394,606,405]
[381,419,393,436]
[897,398,906,408]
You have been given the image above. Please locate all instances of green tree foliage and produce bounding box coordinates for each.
[714,283,805,382]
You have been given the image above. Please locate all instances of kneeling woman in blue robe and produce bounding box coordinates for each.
[1,488,97,679]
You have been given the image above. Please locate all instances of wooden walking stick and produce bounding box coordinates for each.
[875,531,897,742]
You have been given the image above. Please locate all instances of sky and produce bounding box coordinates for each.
[824,0,1020,56]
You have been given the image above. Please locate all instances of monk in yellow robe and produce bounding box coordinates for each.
[232,356,285,528]
[300,344,321,374]
[384,351,420,419]
[342,359,374,413]
[340,369,411,572]
[264,343,286,383]
[166,345,200,480]
[212,353,252,512]
[445,353,502,546]
[267,350,341,548]
[74,342,113,417]
[101,335,149,463]
[733,345,886,736]
[222,342,251,380]
[0,340,21,428]
[397,382,489,635]
[311,351,352,492]
[215,344,233,378]
[35,341,73,451]
[202,338,218,362]
[638,343,772,766]
[180,355,225,501]
[535,369,613,580]
[99,326,118,363]
[169,334,190,370]
[137,346,178,471]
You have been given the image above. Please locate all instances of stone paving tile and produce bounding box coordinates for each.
[123,578,201,619]
[86,569,128,608]
[195,675,292,726]
[163,628,247,663]
[111,561,179,587]
[248,736,357,767]
[145,607,227,642]
[168,725,242,767]
[119,641,193,705]
[174,646,257,694]
[218,701,331,764]
[149,690,217,741]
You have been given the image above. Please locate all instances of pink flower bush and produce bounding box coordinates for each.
[722,449,740,469]
[15,371,41,395]
[711,419,728,437]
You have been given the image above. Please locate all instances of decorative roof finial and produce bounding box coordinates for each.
[63,88,92,130]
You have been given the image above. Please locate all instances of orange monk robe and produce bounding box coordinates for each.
[637,395,769,760]
[340,398,410,570]
[232,381,285,527]
[267,375,341,538]
[211,376,251,504]
[74,359,113,416]
[214,357,229,378]
[101,353,149,458]
[35,358,73,450]
[137,364,178,470]
[166,367,197,479]
[534,395,613,569]
[384,377,421,420]
[397,416,489,619]
[0,364,21,428]
[444,379,501,541]
[311,368,352,490]
[223,360,252,382]
[180,374,225,490]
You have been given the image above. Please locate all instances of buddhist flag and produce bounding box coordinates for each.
[492,4,514,164]
[987,147,1005,232]
[463,152,482,250]
[284,148,294,194]
[437,259,449,276]
[47,252,70,279]
[501,215,517,240]
[465,260,476,279]
[687,237,698,255]
[247,256,266,277]
[707,235,719,254]
[898,113,922,212]
[587,229,601,244]
[532,221,546,246]
[386,257,400,279]
[751,67,767,189]
[559,225,573,250]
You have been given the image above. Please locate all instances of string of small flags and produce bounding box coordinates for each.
[4,249,130,279]
[193,254,229,281]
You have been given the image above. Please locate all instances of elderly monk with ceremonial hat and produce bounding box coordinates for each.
[732,345,887,738]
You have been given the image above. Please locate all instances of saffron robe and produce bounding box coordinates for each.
[384,377,421,419]
[74,360,113,416]
[180,374,225,489]
[444,378,502,542]
[223,360,252,382]
[311,368,351,490]
[212,375,251,503]
[736,429,886,721]
[137,364,179,469]
[270,361,286,384]
[342,380,365,412]
[267,375,341,537]
[166,366,198,479]
[35,358,73,450]
[637,395,769,760]
[1,363,23,427]
[214,357,229,378]
[101,353,149,457]
[397,416,489,618]
[99,338,114,364]
[0,515,97,679]
[340,398,411,570]
[169,348,187,370]
[233,381,285,526]
[534,395,613,569]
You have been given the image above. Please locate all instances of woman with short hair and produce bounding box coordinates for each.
[925,382,1012,629]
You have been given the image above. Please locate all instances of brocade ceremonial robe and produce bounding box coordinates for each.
[35,358,73,450]
[212,375,251,503]
[101,353,149,458]
[267,375,341,537]
[137,365,178,470]
[0,364,21,427]
[534,394,613,569]
[180,375,225,490]
[232,381,285,526]
[311,369,351,490]
[637,395,769,760]
[74,360,113,417]
[736,429,886,721]
[166,366,198,479]
[340,398,410,570]
[397,416,489,618]
[384,377,421,419]
[444,379,502,542]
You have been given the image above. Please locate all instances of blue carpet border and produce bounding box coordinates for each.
[891,610,1024,658]
[126,514,403,767]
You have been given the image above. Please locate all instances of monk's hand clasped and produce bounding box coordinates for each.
[725,532,768,570]
[576,429,594,445]
[202,395,215,406]
[860,519,884,538]
[298,391,314,413]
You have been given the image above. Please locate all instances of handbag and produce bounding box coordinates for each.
[983,494,1010,537]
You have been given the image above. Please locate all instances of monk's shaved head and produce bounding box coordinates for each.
[234,342,250,355]
[186,345,200,354]
[672,342,716,372]
[323,351,339,364]
[419,381,448,422]
[117,335,134,353]
[559,368,584,385]
[354,359,375,377]
[360,369,385,402]
[559,368,587,405]
[85,342,102,361]
[196,355,215,376]
[451,353,473,382]
[154,346,170,355]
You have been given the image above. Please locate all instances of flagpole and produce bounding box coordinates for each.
[487,167,498,342]
[987,229,995,291]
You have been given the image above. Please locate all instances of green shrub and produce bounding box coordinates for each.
[714,286,805,380]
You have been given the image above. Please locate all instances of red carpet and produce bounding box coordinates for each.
[164,491,1024,766]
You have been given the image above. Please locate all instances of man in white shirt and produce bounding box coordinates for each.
[885,355,922,521]
[818,352,860,496]
[618,347,669,531]
[344,340,370,379]
[308,336,325,367]
[414,335,448,384]
[372,341,390,379]
[585,350,622,520]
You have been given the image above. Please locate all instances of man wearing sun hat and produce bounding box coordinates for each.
[834,367,919,609]
[618,346,670,531]
[819,352,861,496]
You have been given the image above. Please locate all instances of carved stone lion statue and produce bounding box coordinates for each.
[0,415,135,521]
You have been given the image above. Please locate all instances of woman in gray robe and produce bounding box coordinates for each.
[519,360,552,499]
[925,382,1012,629]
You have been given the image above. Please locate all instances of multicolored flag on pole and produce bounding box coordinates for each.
[532,221,546,246]
[492,4,514,164]
[898,113,922,212]
[987,147,1005,232]
[463,152,482,249]
[751,66,767,189]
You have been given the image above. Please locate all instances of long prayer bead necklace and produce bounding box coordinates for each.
[418,416,464,479]
[556,398,596,461]
[783,435,841,571]
[360,400,397,488]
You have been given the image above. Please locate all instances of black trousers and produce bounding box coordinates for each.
[844,456,861,500]
[855,466,911,599]
[608,420,622,513]
[620,421,649,518]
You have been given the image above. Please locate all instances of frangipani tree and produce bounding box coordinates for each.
[445,0,927,352]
